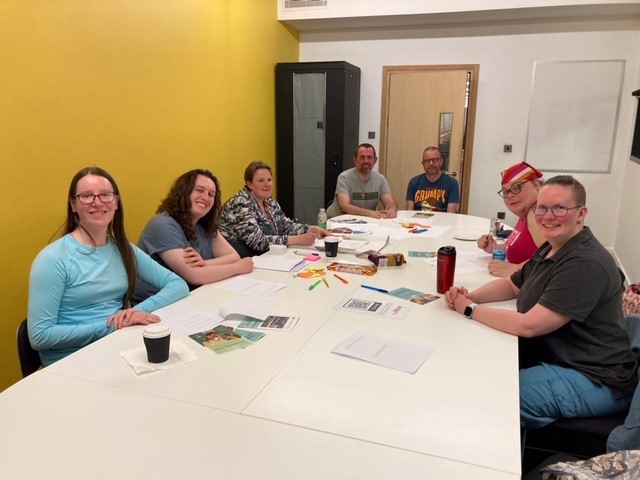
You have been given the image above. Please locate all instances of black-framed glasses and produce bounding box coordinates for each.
[497,180,530,198]
[422,157,441,164]
[74,192,116,205]
[531,205,583,217]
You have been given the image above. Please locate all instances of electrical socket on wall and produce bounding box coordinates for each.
[503,144,513,153]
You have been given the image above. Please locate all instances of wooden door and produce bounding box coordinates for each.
[380,65,479,213]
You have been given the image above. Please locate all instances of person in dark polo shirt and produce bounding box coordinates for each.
[444,175,637,429]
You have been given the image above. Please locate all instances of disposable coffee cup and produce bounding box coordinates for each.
[142,324,171,363]
[324,236,339,257]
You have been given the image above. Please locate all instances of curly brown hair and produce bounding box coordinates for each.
[157,169,222,242]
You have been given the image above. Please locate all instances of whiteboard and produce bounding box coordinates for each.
[524,60,624,173]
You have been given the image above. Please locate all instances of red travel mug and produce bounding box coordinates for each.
[437,246,456,294]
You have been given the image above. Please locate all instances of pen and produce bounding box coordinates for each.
[322,277,329,288]
[334,273,349,284]
[309,280,321,291]
[295,250,319,256]
[361,284,389,294]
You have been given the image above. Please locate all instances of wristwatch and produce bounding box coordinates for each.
[464,303,478,319]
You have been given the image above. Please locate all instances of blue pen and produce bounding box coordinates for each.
[361,284,389,294]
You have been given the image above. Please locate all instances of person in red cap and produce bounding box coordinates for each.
[477,161,545,277]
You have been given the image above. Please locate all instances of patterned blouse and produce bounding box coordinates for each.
[219,186,308,254]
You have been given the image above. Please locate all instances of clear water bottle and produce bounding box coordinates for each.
[492,232,507,261]
[490,211,506,238]
[317,208,327,229]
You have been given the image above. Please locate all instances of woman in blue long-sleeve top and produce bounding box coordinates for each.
[28,166,188,366]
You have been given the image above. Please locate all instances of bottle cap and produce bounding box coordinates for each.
[497,212,506,220]
[437,246,456,256]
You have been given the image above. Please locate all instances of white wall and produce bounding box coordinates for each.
[299,24,640,280]
[280,0,640,21]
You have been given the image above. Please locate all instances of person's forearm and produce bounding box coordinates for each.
[339,202,378,217]
[469,278,517,304]
[381,200,397,212]
[204,252,241,266]
[180,262,247,286]
[469,305,526,336]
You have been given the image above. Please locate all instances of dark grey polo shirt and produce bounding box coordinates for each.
[512,227,637,397]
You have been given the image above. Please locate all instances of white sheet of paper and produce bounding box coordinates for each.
[212,276,288,297]
[152,303,223,335]
[219,296,278,321]
[332,332,434,374]
[426,250,491,274]
[252,255,306,272]
[364,235,390,253]
[335,296,412,320]
[374,225,412,240]
[314,238,370,252]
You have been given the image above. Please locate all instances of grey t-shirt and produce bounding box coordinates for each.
[136,212,214,296]
[326,168,391,218]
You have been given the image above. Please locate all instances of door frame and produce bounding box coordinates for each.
[379,64,479,214]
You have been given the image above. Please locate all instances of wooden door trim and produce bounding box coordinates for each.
[379,64,479,214]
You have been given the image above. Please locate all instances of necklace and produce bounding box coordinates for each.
[359,176,372,200]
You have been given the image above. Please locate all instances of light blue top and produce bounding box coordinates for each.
[28,234,189,366]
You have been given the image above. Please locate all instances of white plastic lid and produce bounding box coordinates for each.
[142,324,171,339]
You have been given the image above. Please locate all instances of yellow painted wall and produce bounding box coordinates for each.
[0,1,299,391]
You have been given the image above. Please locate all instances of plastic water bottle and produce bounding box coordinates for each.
[492,232,507,261]
[317,208,327,229]
[490,211,506,238]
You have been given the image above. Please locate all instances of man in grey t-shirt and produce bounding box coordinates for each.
[326,143,398,219]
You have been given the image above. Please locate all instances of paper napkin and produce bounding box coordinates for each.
[119,339,200,376]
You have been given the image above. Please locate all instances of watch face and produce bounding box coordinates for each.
[464,305,474,317]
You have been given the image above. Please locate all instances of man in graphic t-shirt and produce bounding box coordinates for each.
[406,146,460,213]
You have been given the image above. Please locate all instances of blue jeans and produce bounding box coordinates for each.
[520,363,632,429]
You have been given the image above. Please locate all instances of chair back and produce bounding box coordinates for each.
[16,319,41,377]
[607,313,640,450]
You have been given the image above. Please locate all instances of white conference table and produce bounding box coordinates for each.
[0,212,522,479]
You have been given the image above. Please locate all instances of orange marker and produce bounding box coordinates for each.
[334,274,348,284]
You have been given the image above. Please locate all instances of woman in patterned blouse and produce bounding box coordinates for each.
[219,161,328,257]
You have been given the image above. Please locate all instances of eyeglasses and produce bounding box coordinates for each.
[531,205,583,216]
[497,180,530,198]
[422,157,441,164]
[74,192,116,205]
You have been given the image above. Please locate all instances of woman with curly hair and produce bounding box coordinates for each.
[137,169,253,296]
